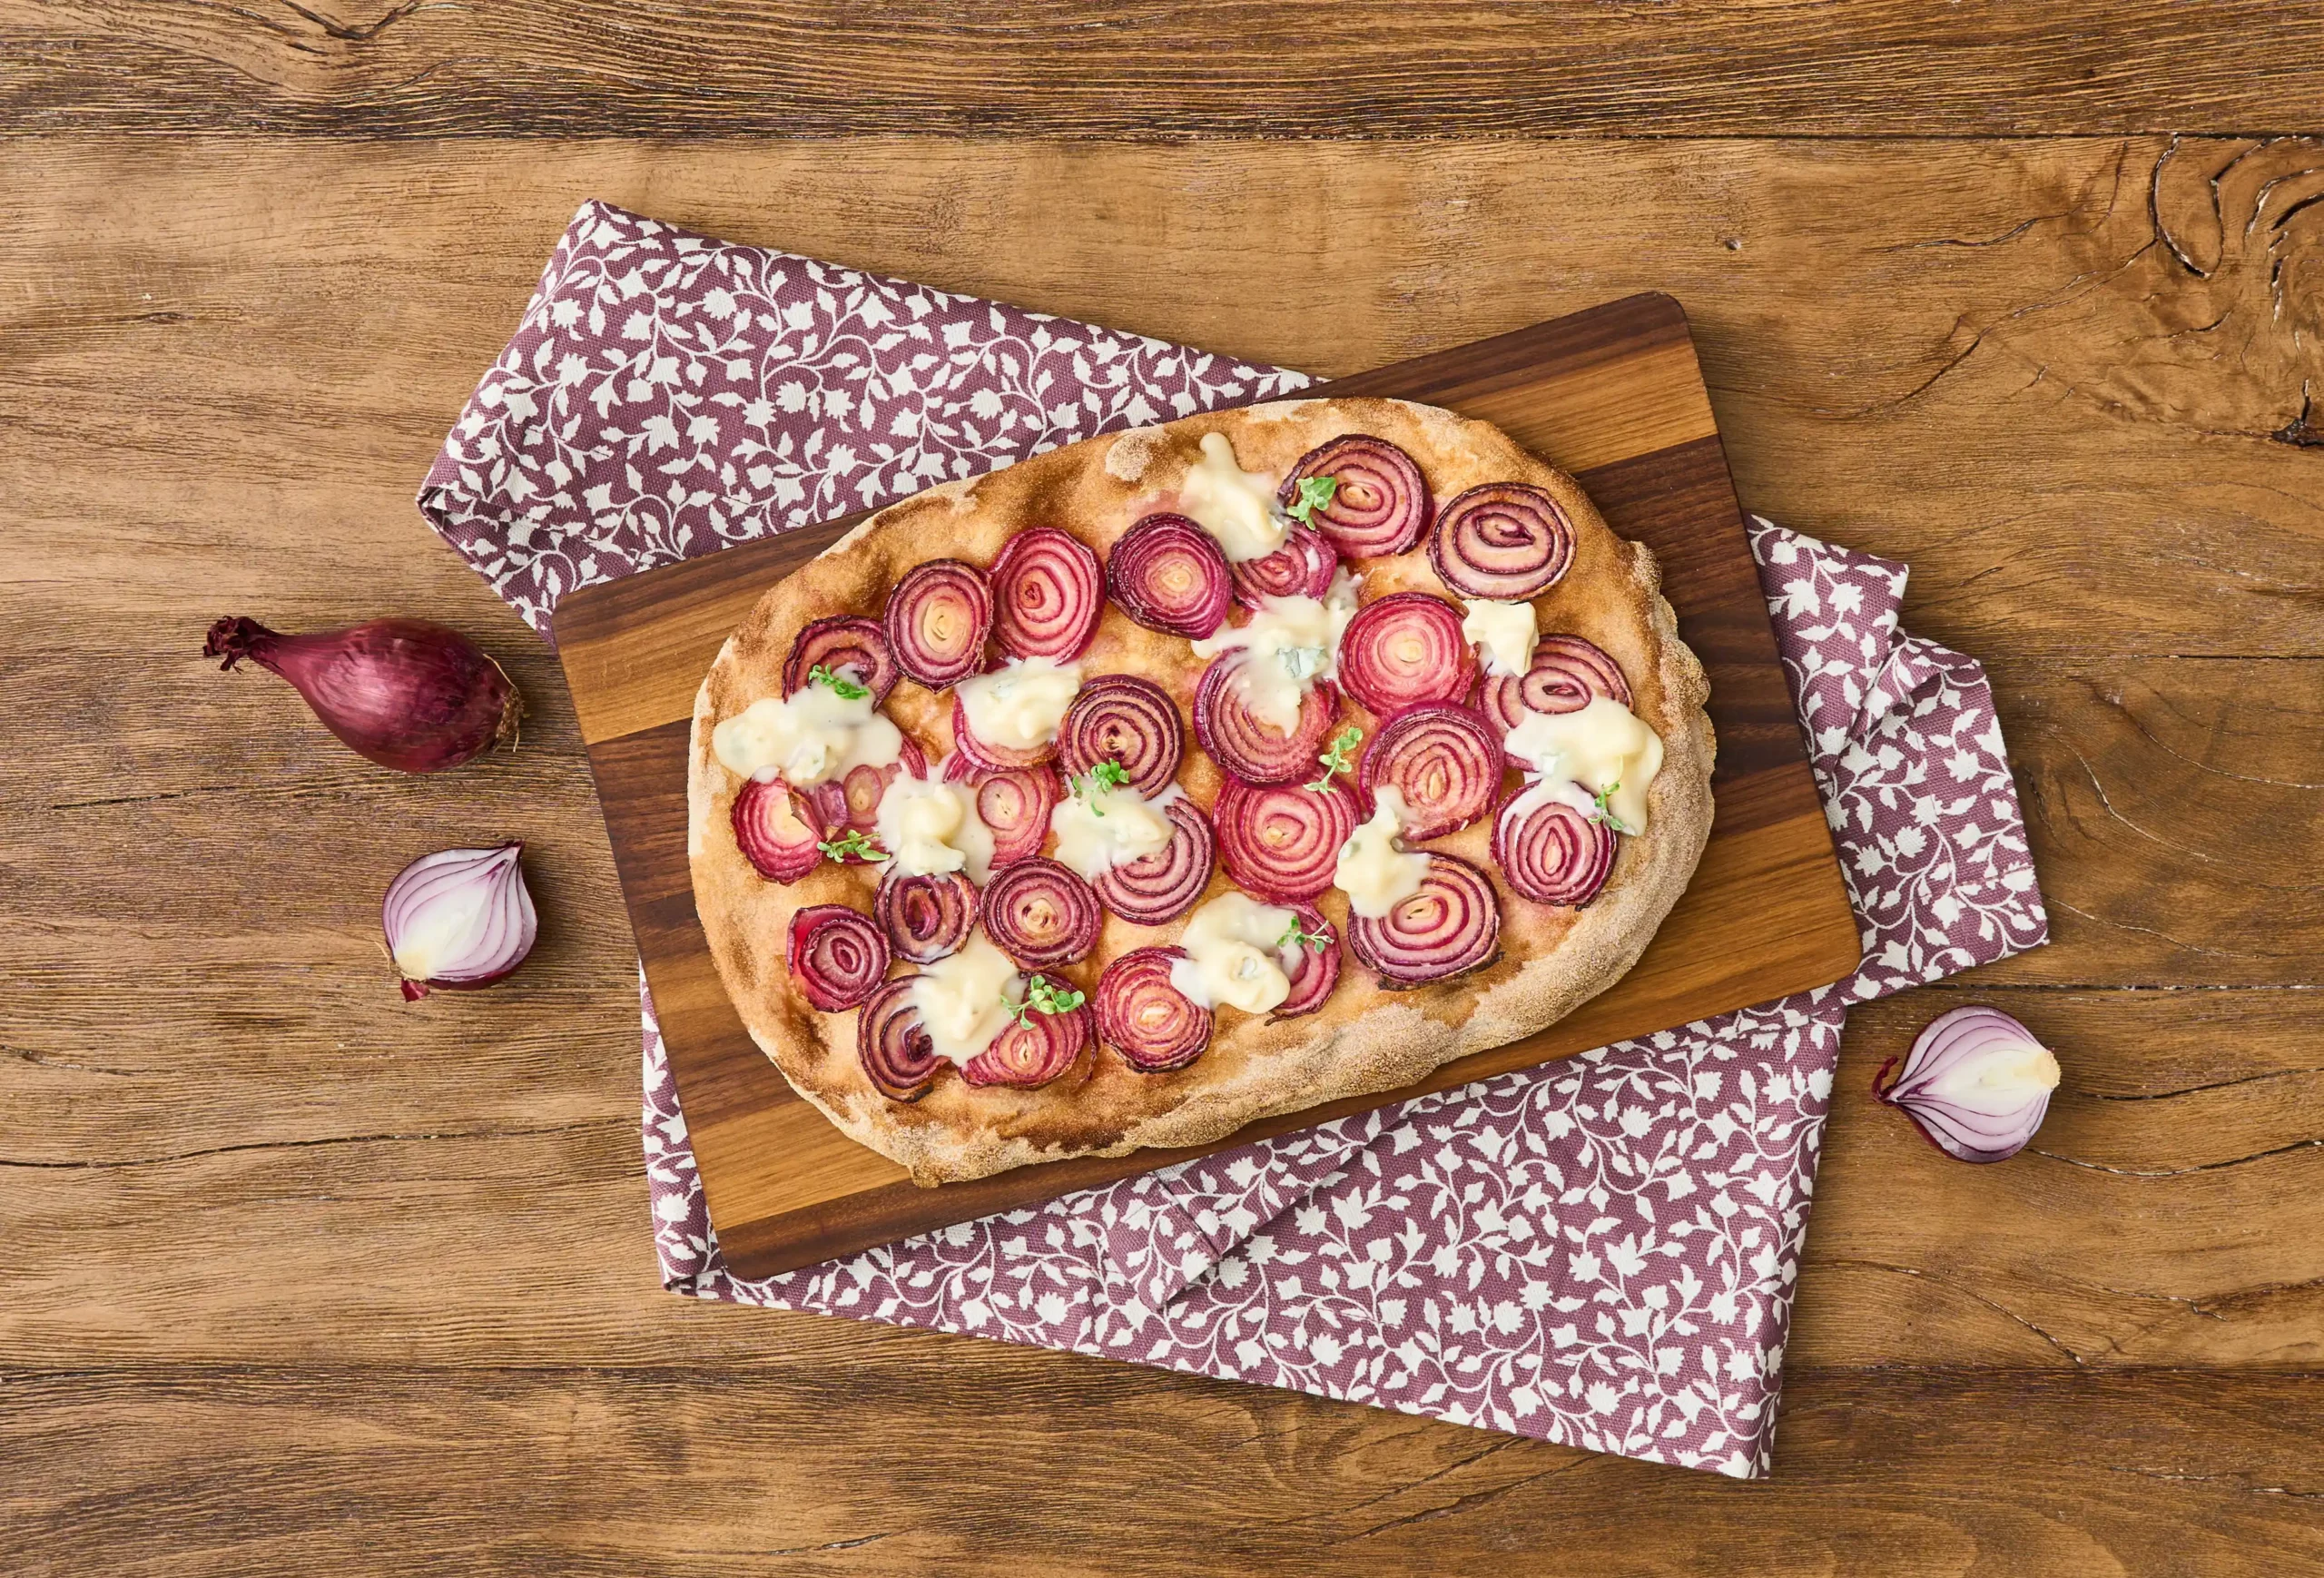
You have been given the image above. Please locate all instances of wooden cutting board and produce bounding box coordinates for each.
[555,291,1861,1279]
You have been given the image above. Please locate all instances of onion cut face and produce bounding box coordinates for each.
[874,868,979,964]
[941,755,1060,869]
[805,739,927,862]
[979,856,1103,969]
[960,975,1092,1088]
[1092,795,1216,925]
[381,843,537,1001]
[1194,659,1340,787]
[950,693,1058,772]
[1429,483,1577,600]
[989,527,1104,661]
[1492,786,1617,907]
[1279,434,1433,558]
[1347,853,1502,988]
[1359,705,1503,840]
[1230,522,1339,607]
[1875,1006,2062,1164]
[1057,675,1184,798]
[1476,634,1632,743]
[857,978,940,1101]
[1273,902,1341,1020]
[883,560,993,688]
[732,777,822,883]
[787,904,892,1011]
[1214,777,1360,902]
[1108,514,1232,638]
[1338,593,1475,717]
[1095,947,1214,1072]
[783,616,900,704]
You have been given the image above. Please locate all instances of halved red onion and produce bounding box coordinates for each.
[382,843,537,1001]
[1429,483,1576,600]
[1278,434,1432,558]
[1476,634,1633,742]
[1093,795,1215,925]
[1193,658,1340,786]
[1338,592,1475,717]
[1359,705,1502,840]
[803,739,928,862]
[874,868,979,964]
[1108,513,1231,638]
[1229,522,1338,607]
[980,856,1103,968]
[1347,853,1502,988]
[787,904,891,1011]
[1492,787,1616,907]
[1095,947,1213,1072]
[732,776,821,883]
[1057,675,1184,797]
[782,616,900,704]
[883,559,992,687]
[961,976,1091,1088]
[1875,1007,2061,1164]
[1214,777,1359,903]
[941,754,1060,869]
[990,527,1103,661]
[950,692,1058,772]
[857,978,940,1101]
[1273,901,1341,1020]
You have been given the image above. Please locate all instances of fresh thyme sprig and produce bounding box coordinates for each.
[1071,758,1131,813]
[807,663,870,700]
[1006,975,1088,1026]
[1305,725,1364,793]
[816,827,888,863]
[1590,781,1633,835]
[1277,917,1335,951]
[1284,474,1339,525]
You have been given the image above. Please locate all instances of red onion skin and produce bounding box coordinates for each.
[1875,1007,2057,1164]
[1279,435,1433,558]
[874,868,979,965]
[1475,635,1632,751]
[787,905,891,1012]
[1491,787,1616,908]
[206,616,520,774]
[1108,514,1232,639]
[883,560,993,688]
[942,755,1061,868]
[1428,482,1576,600]
[960,978,1092,1088]
[1336,593,1475,718]
[1193,660,1340,787]
[1096,947,1213,1072]
[1230,523,1339,607]
[804,739,928,863]
[382,842,537,1001]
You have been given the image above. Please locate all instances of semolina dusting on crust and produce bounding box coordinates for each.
[688,398,1716,1185]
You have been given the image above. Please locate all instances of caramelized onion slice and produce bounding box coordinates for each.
[1279,434,1433,558]
[942,754,1061,869]
[732,776,821,883]
[960,974,1092,1088]
[1359,705,1502,841]
[1230,522,1339,607]
[804,739,927,862]
[1492,784,1617,908]
[1338,592,1475,717]
[1108,513,1231,639]
[1273,901,1342,1019]
[1346,853,1502,988]
[1093,795,1216,925]
[1429,482,1576,600]
[980,856,1103,969]
[874,868,979,964]
[950,692,1059,772]
[788,904,891,1011]
[1058,674,1185,798]
[1476,634,1632,743]
[1096,946,1213,1072]
[857,978,940,1101]
[783,616,900,705]
[883,559,993,688]
[1193,658,1339,787]
[1214,777,1359,903]
[990,527,1104,661]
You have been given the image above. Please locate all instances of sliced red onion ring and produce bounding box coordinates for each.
[1347,853,1502,988]
[1092,795,1216,925]
[980,856,1103,968]
[782,616,900,704]
[874,868,979,964]
[1108,513,1231,638]
[1338,592,1475,717]
[382,843,537,1001]
[1278,434,1432,558]
[989,527,1104,661]
[1875,1007,2062,1164]
[787,904,891,1011]
[803,739,928,862]
[960,975,1092,1088]
[1476,634,1633,743]
[1057,675,1184,798]
[1359,705,1502,840]
[1429,482,1577,600]
[1193,658,1340,787]
[950,692,1059,772]
[941,754,1060,869]
[857,978,940,1101]
[731,776,821,883]
[1095,947,1213,1072]
[1214,777,1359,903]
[1273,901,1341,1020]
[1230,522,1339,607]
[1492,786,1617,907]
[883,559,992,687]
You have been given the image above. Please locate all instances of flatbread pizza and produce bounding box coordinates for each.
[688,397,1715,1185]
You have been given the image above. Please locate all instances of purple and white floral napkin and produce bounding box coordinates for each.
[422,202,2046,1477]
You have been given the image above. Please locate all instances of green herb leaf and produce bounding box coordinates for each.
[807,663,870,701]
[1305,725,1364,793]
[1072,759,1131,813]
[816,827,888,863]
[1008,975,1088,1025]
[1590,780,1633,835]
[1285,474,1339,525]
[1277,917,1335,951]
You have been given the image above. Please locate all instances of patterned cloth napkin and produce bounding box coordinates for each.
[421,202,2047,1478]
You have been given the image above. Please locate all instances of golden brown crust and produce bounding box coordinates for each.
[688,398,1716,1185]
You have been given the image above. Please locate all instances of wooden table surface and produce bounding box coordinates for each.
[5,7,2321,1573]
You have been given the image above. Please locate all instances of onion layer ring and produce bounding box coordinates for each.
[1057,675,1184,798]
[1279,434,1432,558]
[1095,947,1213,1072]
[1214,777,1359,903]
[1338,592,1475,717]
[883,559,993,688]
[1346,854,1502,988]
[787,904,891,1011]
[990,527,1104,661]
[1429,482,1576,600]
[1358,705,1503,840]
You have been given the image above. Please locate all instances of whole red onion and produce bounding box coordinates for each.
[205,616,520,773]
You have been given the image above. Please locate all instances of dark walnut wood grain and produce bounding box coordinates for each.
[5,130,2323,1575]
[554,294,1861,1276]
